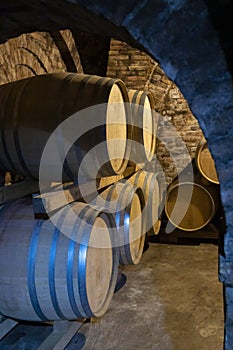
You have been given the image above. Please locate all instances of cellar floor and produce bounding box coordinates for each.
[0,242,224,350]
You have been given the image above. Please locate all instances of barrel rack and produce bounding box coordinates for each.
[0,165,135,211]
[149,216,220,245]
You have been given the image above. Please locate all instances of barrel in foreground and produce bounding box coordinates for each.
[0,197,119,321]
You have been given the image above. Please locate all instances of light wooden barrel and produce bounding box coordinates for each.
[0,73,131,181]
[94,182,145,265]
[128,89,157,163]
[195,139,219,184]
[0,198,119,321]
[128,170,163,235]
[165,181,218,231]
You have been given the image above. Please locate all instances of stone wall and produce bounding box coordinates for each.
[0,30,83,84]
[107,39,204,184]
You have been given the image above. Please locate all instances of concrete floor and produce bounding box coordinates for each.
[0,243,224,350]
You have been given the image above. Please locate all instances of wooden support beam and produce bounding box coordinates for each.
[0,318,18,341]
[37,320,83,350]
[32,180,95,217]
[32,165,136,216]
[0,178,39,204]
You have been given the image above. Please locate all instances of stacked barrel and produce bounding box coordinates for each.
[164,138,221,232]
[0,73,163,323]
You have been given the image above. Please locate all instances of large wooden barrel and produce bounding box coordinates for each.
[93,181,145,265]
[128,89,157,164]
[195,139,219,184]
[128,170,163,235]
[0,198,119,321]
[164,181,219,231]
[0,73,131,181]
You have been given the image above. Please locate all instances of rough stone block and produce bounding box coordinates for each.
[219,255,233,285]
[224,286,233,350]
[225,330,233,350]
[169,87,181,99]
[224,232,233,260]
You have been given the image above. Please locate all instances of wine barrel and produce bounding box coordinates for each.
[128,170,163,235]
[93,181,145,265]
[0,73,131,181]
[128,89,157,164]
[0,198,119,321]
[165,181,219,231]
[195,139,219,184]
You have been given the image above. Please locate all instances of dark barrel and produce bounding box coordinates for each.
[0,73,131,182]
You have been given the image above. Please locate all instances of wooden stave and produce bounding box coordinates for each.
[128,170,162,235]
[128,89,157,164]
[0,197,119,322]
[195,138,219,184]
[93,181,145,265]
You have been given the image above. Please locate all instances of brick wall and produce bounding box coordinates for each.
[107,39,204,184]
[0,30,83,85]
[0,33,205,184]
